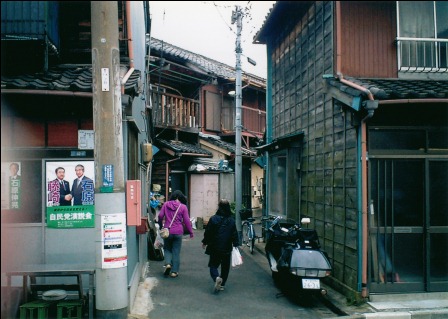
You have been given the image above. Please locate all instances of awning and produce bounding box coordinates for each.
[255,131,304,153]
[155,138,212,157]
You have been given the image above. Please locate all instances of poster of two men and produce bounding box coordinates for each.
[46,160,95,228]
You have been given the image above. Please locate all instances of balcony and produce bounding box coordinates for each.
[397,37,448,73]
[151,90,266,138]
[151,90,200,132]
[222,104,266,138]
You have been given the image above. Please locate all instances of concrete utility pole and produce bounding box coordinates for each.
[91,2,128,318]
[232,6,243,243]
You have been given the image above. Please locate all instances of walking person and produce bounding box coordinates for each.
[202,199,239,293]
[157,190,194,278]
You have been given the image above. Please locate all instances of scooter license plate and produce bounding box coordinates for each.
[302,278,320,289]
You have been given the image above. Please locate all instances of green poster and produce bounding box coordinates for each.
[46,205,95,228]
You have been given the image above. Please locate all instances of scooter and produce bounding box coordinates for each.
[264,216,332,300]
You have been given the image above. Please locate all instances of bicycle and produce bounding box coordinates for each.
[240,209,256,254]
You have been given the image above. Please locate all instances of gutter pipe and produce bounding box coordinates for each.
[1,89,92,97]
[335,1,375,298]
[126,1,134,69]
[122,1,135,95]
[337,73,375,299]
[379,98,447,104]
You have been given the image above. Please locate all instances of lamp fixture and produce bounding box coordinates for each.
[247,57,257,66]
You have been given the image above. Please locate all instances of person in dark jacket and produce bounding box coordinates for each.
[202,199,239,293]
[54,167,72,206]
[158,190,194,278]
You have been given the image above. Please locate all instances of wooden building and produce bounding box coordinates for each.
[147,38,266,222]
[255,1,447,299]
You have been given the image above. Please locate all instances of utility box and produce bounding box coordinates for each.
[141,143,153,163]
[126,180,141,226]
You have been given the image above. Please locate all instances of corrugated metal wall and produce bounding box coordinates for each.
[1,1,59,47]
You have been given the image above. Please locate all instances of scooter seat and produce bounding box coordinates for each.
[297,229,320,248]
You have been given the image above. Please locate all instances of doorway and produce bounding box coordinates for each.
[369,158,448,293]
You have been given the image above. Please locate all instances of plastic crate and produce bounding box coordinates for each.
[19,300,53,319]
[56,300,83,319]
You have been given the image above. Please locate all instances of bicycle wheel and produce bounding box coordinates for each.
[248,225,255,254]
[242,222,250,247]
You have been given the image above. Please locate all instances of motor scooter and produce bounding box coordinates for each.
[264,216,332,300]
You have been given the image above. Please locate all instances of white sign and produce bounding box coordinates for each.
[101,67,109,91]
[78,130,94,150]
[101,214,127,269]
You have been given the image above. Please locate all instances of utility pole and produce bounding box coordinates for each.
[91,2,128,318]
[232,6,243,244]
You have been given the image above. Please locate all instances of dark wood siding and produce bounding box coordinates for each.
[47,120,78,147]
[339,1,397,77]
[269,1,360,293]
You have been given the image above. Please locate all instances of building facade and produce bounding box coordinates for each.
[1,1,151,317]
[255,1,447,299]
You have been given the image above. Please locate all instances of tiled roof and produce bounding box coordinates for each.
[156,139,212,157]
[150,37,266,88]
[1,66,142,96]
[325,76,448,100]
[200,136,257,157]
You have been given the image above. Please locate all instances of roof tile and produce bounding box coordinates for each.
[1,66,141,96]
[326,76,448,100]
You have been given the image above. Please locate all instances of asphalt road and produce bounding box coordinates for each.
[145,229,338,319]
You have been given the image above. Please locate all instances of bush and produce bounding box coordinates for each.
[230,202,246,218]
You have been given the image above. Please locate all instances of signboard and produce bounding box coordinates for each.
[1,162,22,210]
[101,214,127,269]
[78,130,95,150]
[45,160,95,228]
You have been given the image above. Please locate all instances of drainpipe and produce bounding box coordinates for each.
[1,89,92,97]
[336,73,377,298]
[165,157,181,199]
[335,1,373,297]
[121,1,135,95]
[126,1,134,69]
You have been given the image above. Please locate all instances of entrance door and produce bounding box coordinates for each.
[428,160,448,291]
[369,158,448,293]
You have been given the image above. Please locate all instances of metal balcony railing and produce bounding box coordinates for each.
[397,37,448,72]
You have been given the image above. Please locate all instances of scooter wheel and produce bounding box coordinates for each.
[271,270,281,285]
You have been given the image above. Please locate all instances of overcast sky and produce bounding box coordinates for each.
[149,1,276,79]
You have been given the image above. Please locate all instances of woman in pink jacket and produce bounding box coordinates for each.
[157,190,194,278]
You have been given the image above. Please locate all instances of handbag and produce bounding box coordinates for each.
[160,204,181,239]
[231,247,243,268]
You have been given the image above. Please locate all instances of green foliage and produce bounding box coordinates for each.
[346,292,367,306]
[230,202,246,217]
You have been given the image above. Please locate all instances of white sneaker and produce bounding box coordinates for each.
[214,277,223,292]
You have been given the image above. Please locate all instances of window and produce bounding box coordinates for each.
[204,91,222,132]
[397,1,448,71]
[267,144,301,220]
[269,151,287,216]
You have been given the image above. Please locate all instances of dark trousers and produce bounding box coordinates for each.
[208,251,231,286]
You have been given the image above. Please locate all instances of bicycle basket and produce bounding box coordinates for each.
[239,209,253,220]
